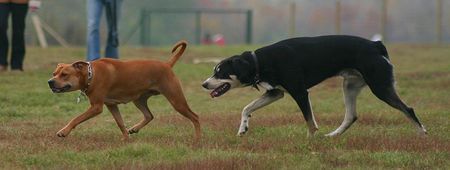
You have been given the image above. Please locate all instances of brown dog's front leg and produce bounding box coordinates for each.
[56,103,103,137]
[106,104,129,140]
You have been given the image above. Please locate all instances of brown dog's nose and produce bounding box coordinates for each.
[48,79,55,87]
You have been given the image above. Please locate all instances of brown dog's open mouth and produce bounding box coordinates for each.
[51,85,71,93]
[210,83,231,98]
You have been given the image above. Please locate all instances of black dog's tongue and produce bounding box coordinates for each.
[210,83,231,98]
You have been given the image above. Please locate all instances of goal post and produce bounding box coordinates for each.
[138,8,253,46]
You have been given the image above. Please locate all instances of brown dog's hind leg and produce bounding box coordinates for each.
[128,95,154,134]
[172,103,201,143]
[106,104,129,140]
[160,79,201,143]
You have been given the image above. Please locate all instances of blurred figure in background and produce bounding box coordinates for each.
[0,0,40,72]
[202,33,226,46]
[86,0,123,61]
[212,34,225,46]
[202,33,212,45]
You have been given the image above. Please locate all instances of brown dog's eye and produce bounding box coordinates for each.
[61,73,67,77]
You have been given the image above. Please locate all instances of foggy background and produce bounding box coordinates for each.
[21,0,450,46]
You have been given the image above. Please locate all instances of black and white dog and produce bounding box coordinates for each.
[202,35,427,137]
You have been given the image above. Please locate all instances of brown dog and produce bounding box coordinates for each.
[48,41,200,141]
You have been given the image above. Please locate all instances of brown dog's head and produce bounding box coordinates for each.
[48,61,89,93]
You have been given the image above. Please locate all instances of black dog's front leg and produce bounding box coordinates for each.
[290,90,319,136]
[237,89,284,136]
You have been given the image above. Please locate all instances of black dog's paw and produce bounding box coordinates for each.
[237,126,249,137]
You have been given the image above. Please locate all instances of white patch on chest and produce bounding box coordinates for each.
[258,82,274,90]
[257,82,287,92]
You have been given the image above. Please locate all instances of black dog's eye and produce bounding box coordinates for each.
[213,64,221,73]
[215,71,232,80]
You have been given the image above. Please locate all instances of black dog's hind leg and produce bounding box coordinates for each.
[326,71,366,137]
[362,57,427,135]
[369,85,427,134]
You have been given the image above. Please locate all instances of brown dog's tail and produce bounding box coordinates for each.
[167,40,187,67]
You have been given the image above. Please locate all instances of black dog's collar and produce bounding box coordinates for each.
[251,51,261,90]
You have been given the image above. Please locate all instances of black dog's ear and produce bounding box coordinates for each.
[232,58,250,71]
[232,58,251,82]
[72,61,88,71]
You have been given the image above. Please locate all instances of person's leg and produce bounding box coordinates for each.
[86,0,103,61]
[104,0,122,58]
[0,3,10,70]
[10,3,28,71]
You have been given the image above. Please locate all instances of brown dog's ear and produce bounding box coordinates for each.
[72,61,88,71]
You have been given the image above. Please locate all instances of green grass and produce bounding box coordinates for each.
[0,44,449,169]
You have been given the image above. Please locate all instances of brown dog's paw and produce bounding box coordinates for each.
[128,128,139,134]
[56,132,66,137]
[121,136,130,141]
[56,128,70,137]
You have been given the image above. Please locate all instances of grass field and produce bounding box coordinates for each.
[0,44,449,169]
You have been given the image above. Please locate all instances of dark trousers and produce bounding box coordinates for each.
[0,3,28,70]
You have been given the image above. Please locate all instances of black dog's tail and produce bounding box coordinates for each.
[374,41,389,59]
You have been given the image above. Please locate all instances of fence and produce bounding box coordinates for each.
[24,0,450,46]
[290,0,445,43]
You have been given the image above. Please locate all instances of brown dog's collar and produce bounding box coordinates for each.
[82,61,93,94]
[78,62,93,103]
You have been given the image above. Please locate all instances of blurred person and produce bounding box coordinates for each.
[86,0,122,61]
[202,33,212,45]
[212,34,225,46]
[0,0,40,71]
[202,33,226,46]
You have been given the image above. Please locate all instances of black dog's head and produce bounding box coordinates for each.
[202,52,255,98]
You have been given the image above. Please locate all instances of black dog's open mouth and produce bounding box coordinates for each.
[210,83,231,98]
[51,85,71,93]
